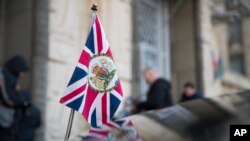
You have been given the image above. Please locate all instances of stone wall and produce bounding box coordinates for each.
[0,0,5,65]
[0,1,49,141]
[244,0,250,79]
[0,0,33,88]
[243,18,250,79]
[46,0,89,140]
[200,0,250,96]
[31,0,49,141]
[200,0,225,96]
[170,0,198,101]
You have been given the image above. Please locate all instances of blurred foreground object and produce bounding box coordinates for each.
[129,91,250,141]
[115,98,135,119]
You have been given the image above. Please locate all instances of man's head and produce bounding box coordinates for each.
[184,82,196,97]
[4,55,29,78]
[143,68,159,85]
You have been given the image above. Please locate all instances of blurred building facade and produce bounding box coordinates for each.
[0,0,250,140]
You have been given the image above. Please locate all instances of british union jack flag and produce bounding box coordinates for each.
[60,14,141,140]
[59,14,123,128]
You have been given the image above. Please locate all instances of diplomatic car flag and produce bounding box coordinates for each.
[59,14,123,128]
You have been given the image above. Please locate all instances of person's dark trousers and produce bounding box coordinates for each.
[17,105,41,141]
[0,126,15,141]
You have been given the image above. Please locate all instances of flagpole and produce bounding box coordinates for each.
[64,109,75,141]
[63,4,98,141]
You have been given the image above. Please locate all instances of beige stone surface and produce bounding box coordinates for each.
[200,0,250,96]
[47,1,91,140]
[243,19,250,79]
[200,0,227,96]
[171,0,197,100]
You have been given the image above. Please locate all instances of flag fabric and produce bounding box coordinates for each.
[211,50,217,69]
[83,119,141,141]
[60,14,123,128]
[59,14,141,140]
[210,49,224,80]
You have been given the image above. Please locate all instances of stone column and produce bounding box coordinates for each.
[30,0,49,141]
[241,0,250,77]
[170,0,197,100]
[0,0,6,64]
[243,18,250,79]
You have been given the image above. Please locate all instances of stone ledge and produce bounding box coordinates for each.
[221,71,250,89]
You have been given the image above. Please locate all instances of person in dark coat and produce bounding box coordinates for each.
[0,55,29,141]
[17,90,41,141]
[179,82,204,103]
[136,68,172,111]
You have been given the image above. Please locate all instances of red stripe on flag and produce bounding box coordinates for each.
[60,84,87,103]
[114,81,123,97]
[95,17,103,54]
[79,50,91,67]
[82,87,99,120]
[89,129,109,136]
[102,93,108,124]
[106,47,113,57]
[127,120,134,126]
[105,122,117,128]
[212,59,217,69]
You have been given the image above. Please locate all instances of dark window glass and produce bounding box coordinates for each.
[228,19,245,75]
[228,21,242,46]
[229,54,245,75]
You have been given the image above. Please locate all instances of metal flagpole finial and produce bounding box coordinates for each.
[91,3,98,11]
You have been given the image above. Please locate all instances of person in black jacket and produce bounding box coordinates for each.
[17,90,41,141]
[136,68,172,111]
[0,55,29,141]
[179,82,204,103]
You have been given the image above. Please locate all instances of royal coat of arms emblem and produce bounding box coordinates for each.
[88,54,118,92]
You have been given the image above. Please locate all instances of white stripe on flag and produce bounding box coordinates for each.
[64,77,87,95]
[99,19,109,54]
[84,46,94,57]
[87,92,104,126]
[111,89,123,101]
[107,92,110,123]
[93,23,98,54]
[78,84,89,113]
[77,62,88,72]
[63,90,85,105]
